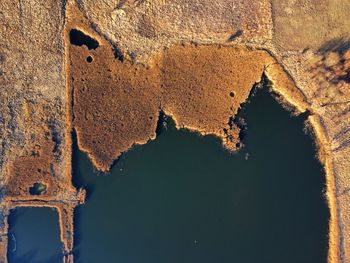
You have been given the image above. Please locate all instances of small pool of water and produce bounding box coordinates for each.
[73,87,329,263]
[7,207,63,263]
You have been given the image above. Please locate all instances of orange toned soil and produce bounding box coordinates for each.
[0,1,346,263]
[5,139,66,197]
[264,60,310,113]
[0,2,84,260]
[71,45,161,171]
[3,98,77,198]
[70,40,273,171]
[3,126,85,262]
[70,36,343,263]
[160,45,270,146]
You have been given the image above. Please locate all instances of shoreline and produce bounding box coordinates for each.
[0,1,347,262]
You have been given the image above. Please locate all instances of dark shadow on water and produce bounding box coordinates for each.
[72,87,329,263]
[72,206,83,263]
[155,110,168,137]
[72,129,99,263]
[72,129,97,199]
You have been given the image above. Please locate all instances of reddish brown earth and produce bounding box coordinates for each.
[68,5,276,172]
[1,1,349,263]
[71,41,273,171]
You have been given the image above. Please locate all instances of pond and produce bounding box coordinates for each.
[7,207,62,263]
[72,87,329,263]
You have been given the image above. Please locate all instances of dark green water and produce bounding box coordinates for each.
[72,87,329,263]
[7,208,62,263]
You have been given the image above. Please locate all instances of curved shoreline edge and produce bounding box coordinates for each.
[0,1,348,263]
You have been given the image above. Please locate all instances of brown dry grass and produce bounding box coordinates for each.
[70,33,272,171]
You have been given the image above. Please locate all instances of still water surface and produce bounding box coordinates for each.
[8,207,62,263]
[72,88,329,263]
